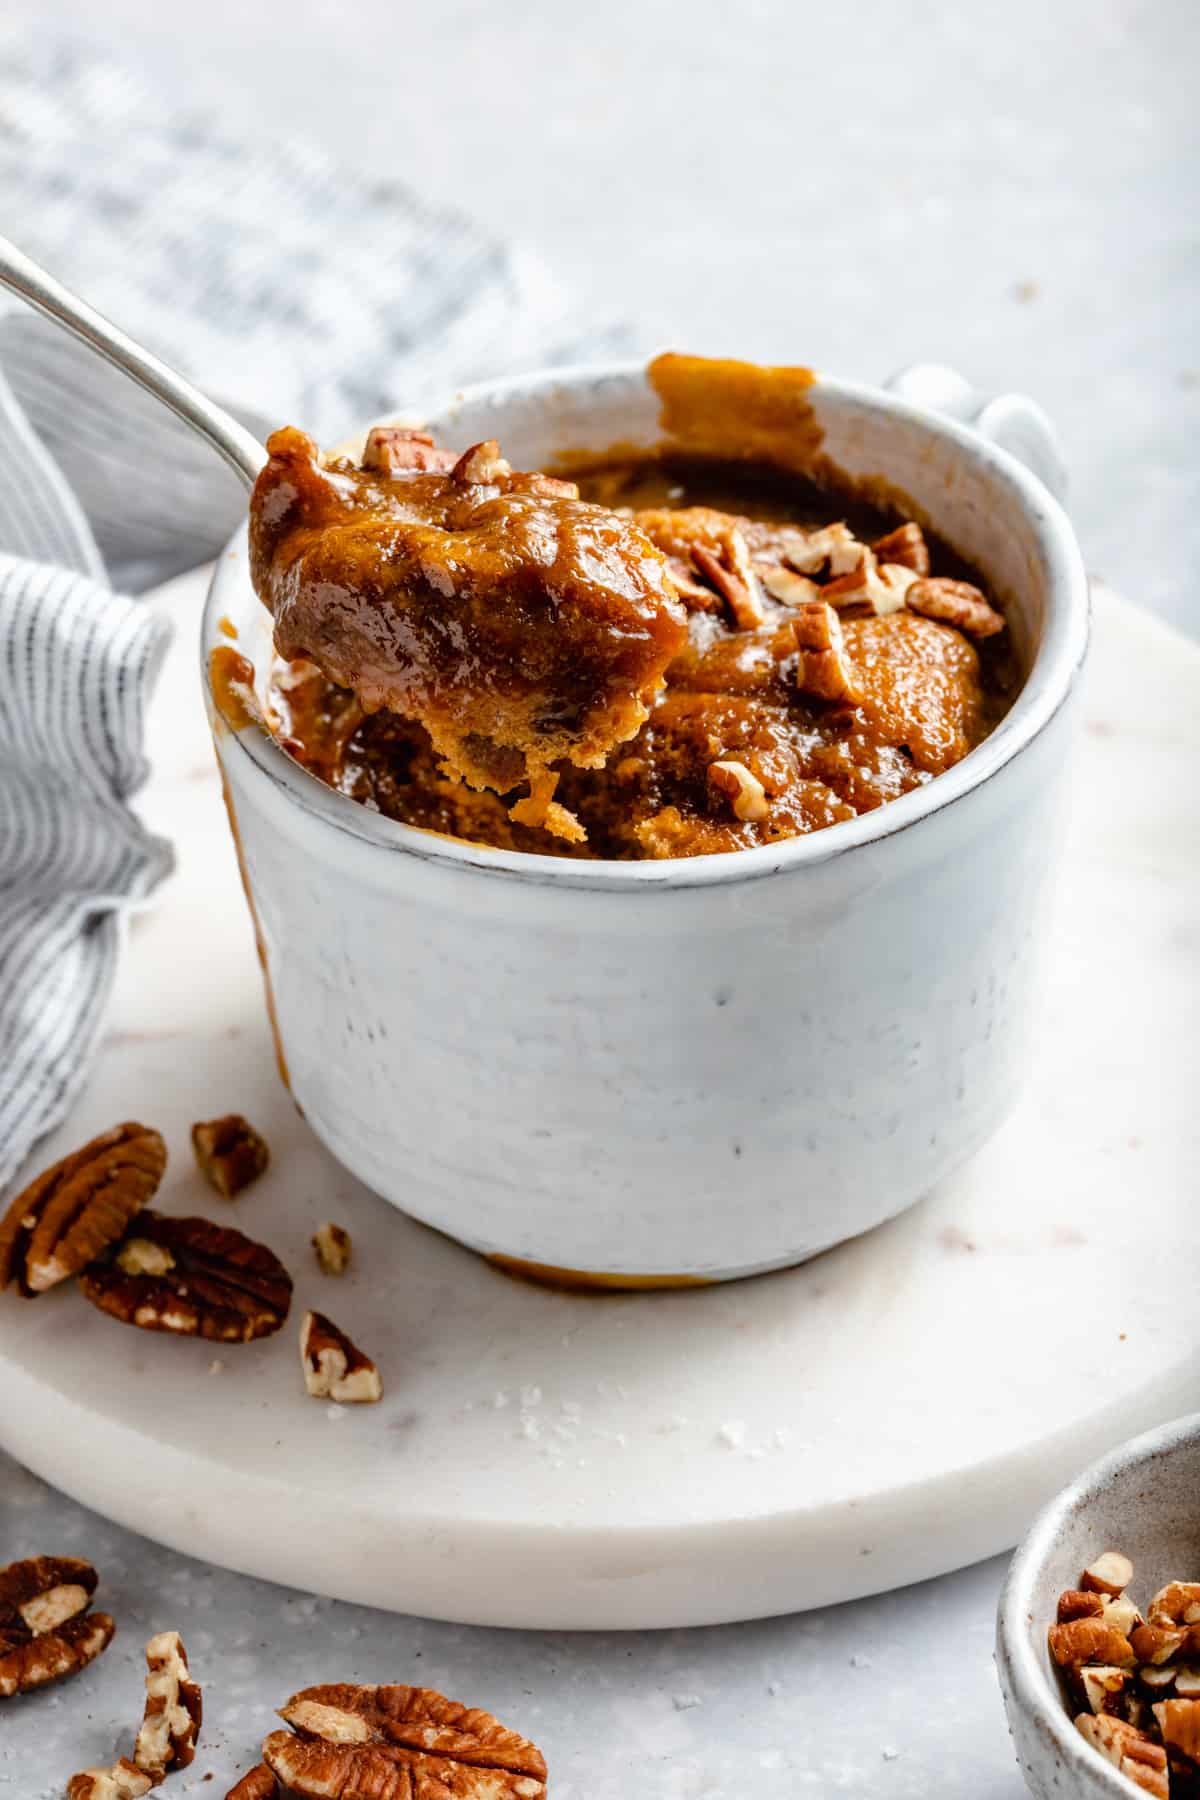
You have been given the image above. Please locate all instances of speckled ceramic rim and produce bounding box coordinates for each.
[202,359,1091,892]
[996,1411,1200,1796]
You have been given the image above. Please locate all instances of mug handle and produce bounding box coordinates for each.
[885,362,1068,505]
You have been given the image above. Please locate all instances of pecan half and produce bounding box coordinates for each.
[905,575,1005,638]
[67,1759,154,1800]
[300,1311,383,1404]
[0,1609,114,1698]
[0,1555,112,1699]
[134,1630,202,1778]
[793,601,863,705]
[226,1769,279,1800]
[708,760,769,824]
[0,1123,165,1295]
[192,1114,270,1199]
[451,440,511,485]
[265,1681,547,1798]
[1075,1715,1169,1796]
[312,1222,352,1277]
[79,1212,292,1342]
[361,426,458,476]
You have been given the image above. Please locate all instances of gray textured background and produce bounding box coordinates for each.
[1,2,1196,1794]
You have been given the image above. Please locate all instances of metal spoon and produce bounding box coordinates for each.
[0,234,266,487]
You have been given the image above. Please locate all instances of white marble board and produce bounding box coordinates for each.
[0,575,1196,1632]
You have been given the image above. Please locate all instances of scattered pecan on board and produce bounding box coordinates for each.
[191,1114,270,1200]
[311,1221,352,1276]
[262,1682,548,1798]
[67,1758,154,1799]
[0,1555,113,1698]
[79,1211,292,1342]
[300,1311,382,1404]
[133,1630,202,1778]
[0,1124,165,1295]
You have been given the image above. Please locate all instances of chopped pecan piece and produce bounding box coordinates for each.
[1153,1699,1200,1784]
[451,440,512,486]
[758,564,820,607]
[79,1211,292,1342]
[692,531,766,630]
[192,1114,270,1199]
[780,521,862,576]
[133,1630,202,1778]
[0,1123,166,1296]
[1133,1623,1189,1666]
[265,1682,547,1798]
[1058,1589,1105,1624]
[226,1769,280,1800]
[793,601,863,705]
[871,522,930,575]
[300,1310,383,1404]
[1049,1616,1137,1672]
[1081,1551,1136,1597]
[262,1730,546,1798]
[708,760,769,824]
[361,426,459,476]
[822,548,916,616]
[0,1609,114,1698]
[312,1221,352,1277]
[905,575,1005,638]
[524,473,581,499]
[1177,1667,1200,1700]
[1149,1584,1200,1629]
[67,1760,154,1800]
[665,556,723,610]
[1103,1594,1145,1637]
[1075,1715,1169,1796]
[1081,1665,1135,1717]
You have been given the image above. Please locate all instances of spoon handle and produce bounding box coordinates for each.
[0,234,266,488]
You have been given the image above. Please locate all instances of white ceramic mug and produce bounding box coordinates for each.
[202,359,1089,1284]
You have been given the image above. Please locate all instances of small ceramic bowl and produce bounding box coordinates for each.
[997,1412,1200,1798]
[202,356,1089,1285]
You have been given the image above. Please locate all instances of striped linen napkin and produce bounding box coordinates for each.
[0,38,631,1191]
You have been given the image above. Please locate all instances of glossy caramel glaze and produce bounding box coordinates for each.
[249,427,687,840]
[267,453,1018,860]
